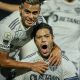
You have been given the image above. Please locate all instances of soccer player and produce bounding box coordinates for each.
[0,0,61,79]
[41,0,80,70]
[14,23,79,80]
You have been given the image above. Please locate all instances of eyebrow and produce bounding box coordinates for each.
[24,8,39,14]
[24,9,31,13]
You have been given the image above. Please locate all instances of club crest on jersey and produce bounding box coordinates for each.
[3,32,12,45]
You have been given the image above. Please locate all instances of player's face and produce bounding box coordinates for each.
[19,2,40,28]
[35,28,53,59]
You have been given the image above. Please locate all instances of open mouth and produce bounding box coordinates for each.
[40,44,48,54]
[42,45,47,49]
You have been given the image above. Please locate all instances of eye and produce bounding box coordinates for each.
[45,35,50,38]
[24,9,30,14]
[32,11,38,15]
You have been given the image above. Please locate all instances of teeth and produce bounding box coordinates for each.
[42,45,47,49]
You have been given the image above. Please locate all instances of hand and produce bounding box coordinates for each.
[31,61,48,74]
[48,44,61,66]
[0,2,2,9]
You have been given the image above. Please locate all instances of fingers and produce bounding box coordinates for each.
[38,66,48,74]
[49,56,61,66]
[48,53,61,66]
[48,52,53,61]
[37,66,48,74]
[32,61,48,74]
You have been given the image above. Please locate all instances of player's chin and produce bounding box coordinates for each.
[25,22,33,28]
[40,50,49,57]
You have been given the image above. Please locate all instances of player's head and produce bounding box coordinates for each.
[32,23,54,59]
[19,0,41,28]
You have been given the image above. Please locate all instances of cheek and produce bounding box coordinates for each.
[47,38,53,43]
[22,13,28,18]
[21,11,28,18]
[35,40,41,47]
[48,39,53,47]
[33,13,39,19]
[32,15,38,21]
[34,16,38,20]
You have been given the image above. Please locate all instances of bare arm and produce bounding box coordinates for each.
[0,51,48,74]
[48,42,61,66]
[0,2,19,12]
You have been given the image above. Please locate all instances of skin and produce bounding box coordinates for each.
[0,1,19,12]
[35,28,56,63]
[0,2,48,74]
[0,2,61,77]
[35,28,53,58]
[19,2,40,28]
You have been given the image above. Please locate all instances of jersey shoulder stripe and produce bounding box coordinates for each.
[23,52,37,59]
[61,50,69,61]
[8,18,20,30]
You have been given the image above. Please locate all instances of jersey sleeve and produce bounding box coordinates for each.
[62,58,78,79]
[0,11,20,52]
[0,23,13,52]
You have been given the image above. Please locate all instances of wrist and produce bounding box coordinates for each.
[28,62,34,71]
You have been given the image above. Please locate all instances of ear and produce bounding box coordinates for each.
[52,35,54,40]
[39,7,41,13]
[19,6,22,14]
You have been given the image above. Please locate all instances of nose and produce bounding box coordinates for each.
[29,13,34,18]
[41,37,46,42]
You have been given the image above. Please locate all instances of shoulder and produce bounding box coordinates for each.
[21,52,38,62]
[0,11,20,26]
[21,51,43,62]
[61,58,77,74]
[0,11,21,30]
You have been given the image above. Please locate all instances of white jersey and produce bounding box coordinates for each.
[41,0,80,63]
[13,52,78,80]
[0,11,46,58]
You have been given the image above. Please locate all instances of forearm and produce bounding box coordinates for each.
[0,51,48,74]
[0,2,19,12]
[1,58,33,70]
[0,51,32,70]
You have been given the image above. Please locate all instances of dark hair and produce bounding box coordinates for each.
[21,0,41,5]
[31,23,54,38]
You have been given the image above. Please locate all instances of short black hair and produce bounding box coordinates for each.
[31,23,54,38]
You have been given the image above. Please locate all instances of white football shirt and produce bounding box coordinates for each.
[41,0,80,63]
[13,51,77,80]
